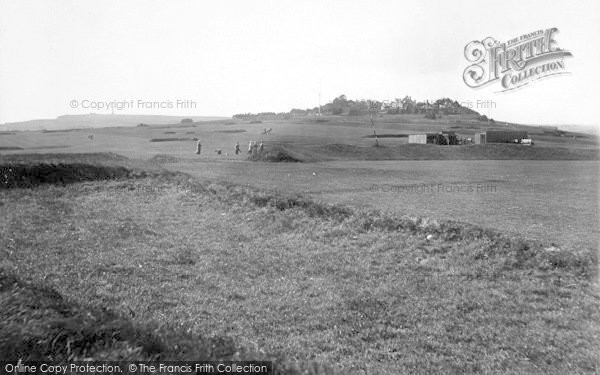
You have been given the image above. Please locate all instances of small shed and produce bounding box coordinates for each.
[474,133,486,144]
[409,131,458,145]
[408,134,427,144]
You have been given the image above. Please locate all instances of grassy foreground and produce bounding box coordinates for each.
[1,155,599,374]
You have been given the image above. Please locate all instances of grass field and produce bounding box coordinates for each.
[1,116,599,372]
[1,117,597,253]
[164,158,599,252]
[1,159,598,373]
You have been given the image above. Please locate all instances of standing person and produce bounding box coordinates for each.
[195,140,201,154]
[235,141,241,155]
[248,141,253,154]
[259,140,264,153]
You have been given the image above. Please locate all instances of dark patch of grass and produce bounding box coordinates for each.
[363,134,408,138]
[149,138,193,142]
[215,129,247,133]
[248,146,304,163]
[0,155,180,189]
[0,163,145,188]
[0,146,23,150]
[28,145,72,150]
[41,129,81,133]
[0,152,130,164]
[148,154,182,164]
[321,144,360,153]
[250,192,353,220]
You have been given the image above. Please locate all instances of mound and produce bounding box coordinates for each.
[0,163,145,188]
[249,146,303,162]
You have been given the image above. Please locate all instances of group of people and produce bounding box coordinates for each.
[245,140,264,155]
[196,140,264,156]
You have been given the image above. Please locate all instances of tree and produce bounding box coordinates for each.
[331,94,348,115]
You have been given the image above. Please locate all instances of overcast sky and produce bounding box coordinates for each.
[1,0,599,130]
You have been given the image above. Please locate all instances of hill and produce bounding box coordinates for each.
[0,114,227,132]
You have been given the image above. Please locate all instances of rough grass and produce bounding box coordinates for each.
[0,146,23,150]
[0,269,333,374]
[1,161,599,373]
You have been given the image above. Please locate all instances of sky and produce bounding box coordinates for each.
[1,0,599,131]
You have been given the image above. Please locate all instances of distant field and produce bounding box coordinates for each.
[1,114,597,153]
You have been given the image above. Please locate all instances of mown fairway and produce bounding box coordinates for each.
[162,159,599,253]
